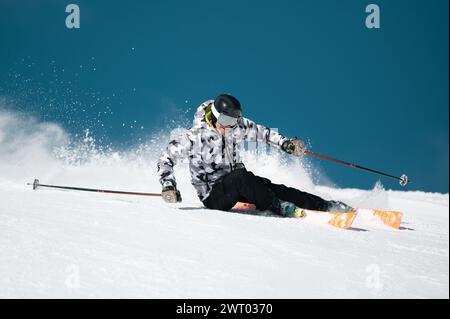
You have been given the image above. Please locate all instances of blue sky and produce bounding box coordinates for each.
[0,0,448,192]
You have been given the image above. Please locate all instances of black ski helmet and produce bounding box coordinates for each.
[213,94,242,118]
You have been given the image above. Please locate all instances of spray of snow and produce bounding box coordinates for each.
[0,106,323,201]
[0,109,68,183]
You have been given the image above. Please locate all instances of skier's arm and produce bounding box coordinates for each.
[241,117,289,148]
[157,132,192,188]
[241,118,305,156]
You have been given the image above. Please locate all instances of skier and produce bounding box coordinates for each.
[157,94,354,217]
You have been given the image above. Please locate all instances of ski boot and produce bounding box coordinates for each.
[271,198,306,218]
[325,200,355,213]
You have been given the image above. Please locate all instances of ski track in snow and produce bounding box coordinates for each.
[0,181,448,298]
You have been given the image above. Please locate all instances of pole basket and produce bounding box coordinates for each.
[399,174,408,187]
[32,179,40,190]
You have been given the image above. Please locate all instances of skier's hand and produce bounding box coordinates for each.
[282,139,306,157]
[162,181,182,203]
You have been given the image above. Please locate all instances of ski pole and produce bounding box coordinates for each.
[304,151,409,186]
[27,179,162,197]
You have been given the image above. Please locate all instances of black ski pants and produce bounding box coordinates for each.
[203,168,328,212]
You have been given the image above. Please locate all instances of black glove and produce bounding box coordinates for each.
[282,139,306,157]
[162,180,182,203]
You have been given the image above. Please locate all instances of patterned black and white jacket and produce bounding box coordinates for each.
[157,100,289,201]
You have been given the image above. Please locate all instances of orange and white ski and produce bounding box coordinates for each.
[357,208,403,229]
[233,202,358,229]
[296,209,358,229]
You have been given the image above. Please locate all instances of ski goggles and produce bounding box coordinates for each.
[211,104,240,127]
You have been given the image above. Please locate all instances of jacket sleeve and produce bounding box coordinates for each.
[157,131,192,186]
[241,117,289,148]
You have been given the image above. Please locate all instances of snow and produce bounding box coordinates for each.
[0,110,448,298]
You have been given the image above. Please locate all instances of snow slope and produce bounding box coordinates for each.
[0,110,448,298]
